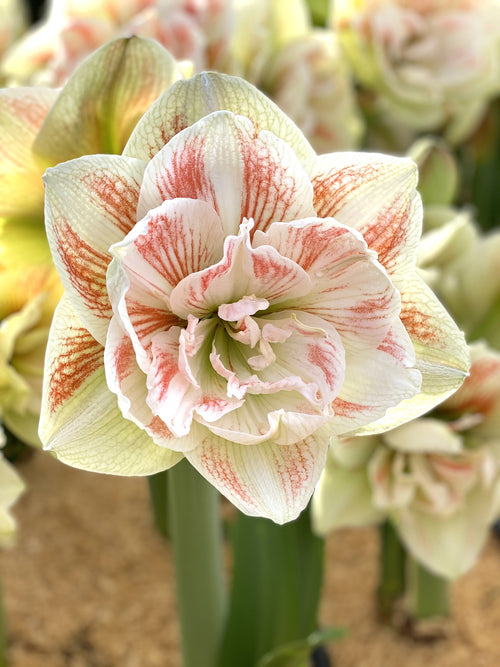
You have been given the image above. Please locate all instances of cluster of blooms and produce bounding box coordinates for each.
[0,0,364,153]
[0,0,499,595]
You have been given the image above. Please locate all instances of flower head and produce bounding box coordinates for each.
[313,342,500,578]
[40,57,468,523]
[260,29,364,153]
[334,0,500,142]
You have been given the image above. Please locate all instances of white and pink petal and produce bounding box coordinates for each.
[111,197,225,298]
[201,393,331,446]
[256,218,402,348]
[218,311,346,407]
[40,295,182,474]
[137,111,315,236]
[44,154,147,345]
[330,321,422,435]
[185,428,330,524]
[441,342,500,428]
[169,222,311,319]
[106,257,182,367]
[307,152,422,281]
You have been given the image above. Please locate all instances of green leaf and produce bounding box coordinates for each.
[219,508,326,667]
[257,628,347,667]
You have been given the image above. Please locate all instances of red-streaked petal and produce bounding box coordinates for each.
[145,317,244,437]
[210,310,345,407]
[40,295,182,474]
[137,111,315,237]
[256,218,402,348]
[123,71,316,163]
[111,197,225,299]
[441,342,500,434]
[147,326,201,438]
[43,154,146,344]
[307,152,421,280]
[394,275,470,421]
[107,258,183,369]
[201,391,331,446]
[169,222,311,319]
[104,316,198,451]
[185,429,330,524]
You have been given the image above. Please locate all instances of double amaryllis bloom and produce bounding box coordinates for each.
[40,66,469,523]
[333,0,500,142]
[312,342,500,578]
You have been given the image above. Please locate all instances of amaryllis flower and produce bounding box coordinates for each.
[333,0,500,143]
[260,29,364,153]
[40,62,468,523]
[313,342,500,578]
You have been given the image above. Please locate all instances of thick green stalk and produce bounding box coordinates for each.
[220,507,325,667]
[147,470,169,539]
[377,521,407,619]
[406,557,450,620]
[167,460,227,667]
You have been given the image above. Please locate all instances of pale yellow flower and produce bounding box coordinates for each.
[0,37,181,445]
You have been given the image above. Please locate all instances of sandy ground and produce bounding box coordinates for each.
[2,450,500,667]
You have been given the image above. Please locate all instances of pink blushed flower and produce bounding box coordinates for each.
[39,69,468,523]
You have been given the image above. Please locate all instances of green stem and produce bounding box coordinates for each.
[167,460,227,667]
[147,470,169,539]
[377,520,407,619]
[220,507,325,667]
[406,556,450,620]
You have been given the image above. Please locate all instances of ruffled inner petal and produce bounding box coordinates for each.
[169,220,312,319]
[255,218,403,348]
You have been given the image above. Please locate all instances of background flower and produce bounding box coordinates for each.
[1,0,233,85]
[2,0,364,153]
[333,0,500,143]
[313,342,500,579]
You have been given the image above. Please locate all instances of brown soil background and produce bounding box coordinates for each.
[2,450,500,667]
